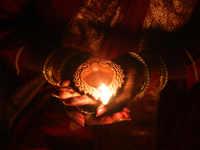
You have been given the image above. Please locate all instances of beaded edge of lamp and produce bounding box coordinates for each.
[73,57,125,100]
[128,52,151,96]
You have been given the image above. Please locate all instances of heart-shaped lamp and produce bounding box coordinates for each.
[73,57,125,106]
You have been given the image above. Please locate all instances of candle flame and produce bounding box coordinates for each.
[98,84,111,105]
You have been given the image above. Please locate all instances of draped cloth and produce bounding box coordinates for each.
[63,0,149,59]
[1,0,200,149]
[63,0,159,149]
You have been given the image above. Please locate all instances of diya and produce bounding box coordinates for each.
[73,57,125,114]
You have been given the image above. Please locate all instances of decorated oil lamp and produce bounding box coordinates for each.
[73,57,125,114]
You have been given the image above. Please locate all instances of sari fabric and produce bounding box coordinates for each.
[0,0,200,149]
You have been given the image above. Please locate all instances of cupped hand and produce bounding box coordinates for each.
[51,80,131,127]
[96,53,144,117]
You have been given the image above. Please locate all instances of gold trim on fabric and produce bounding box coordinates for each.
[63,0,124,56]
[143,0,197,32]
[138,0,197,51]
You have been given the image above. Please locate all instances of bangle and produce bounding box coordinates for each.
[139,50,168,91]
[59,51,91,83]
[152,50,168,91]
[15,36,38,76]
[43,48,81,86]
[128,52,151,96]
[15,44,27,76]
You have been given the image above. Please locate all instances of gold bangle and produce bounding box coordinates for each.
[155,52,168,91]
[43,49,61,86]
[15,36,38,76]
[43,48,81,86]
[145,50,168,91]
[58,51,91,83]
[128,52,151,96]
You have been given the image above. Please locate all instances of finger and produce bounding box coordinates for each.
[96,75,136,117]
[96,103,131,119]
[123,106,130,113]
[85,110,131,125]
[96,103,126,117]
[51,87,81,99]
[110,108,131,123]
[66,106,112,127]
[99,116,114,124]
[59,80,70,87]
[85,115,114,125]
[96,98,130,117]
[96,104,108,117]
[66,107,113,126]
[63,95,99,106]
[112,110,132,121]
[121,111,132,121]
[74,115,85,127]
[65,106,85,127]
[111,112,126,121]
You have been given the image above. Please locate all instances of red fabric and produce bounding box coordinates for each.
[99,0,150,60]
[3,93,94,150]
[1,0,200,150]
[157,81,200,150]
[33,0,82,28]
[0,0,33,78]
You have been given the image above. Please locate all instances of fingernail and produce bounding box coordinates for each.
[51,89,64,98]
[100,116,113,124]
[74,116,85,127]
[60,80,70,87]
[62,100,69,106]
[116,119,125,122]
[50,93,60,98]
[75,95,86,101]
[123,107,130,113]
[125,118,132,121]
[122,111,131,120]
[96,107,107,117]
[70,96,87,105]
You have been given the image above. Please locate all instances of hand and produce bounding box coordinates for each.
[96,53,144,117]
[51,80,131,127]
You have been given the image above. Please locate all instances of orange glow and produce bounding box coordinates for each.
[98,84,111,105]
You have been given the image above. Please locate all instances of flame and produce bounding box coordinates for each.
[98,84,111,105]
